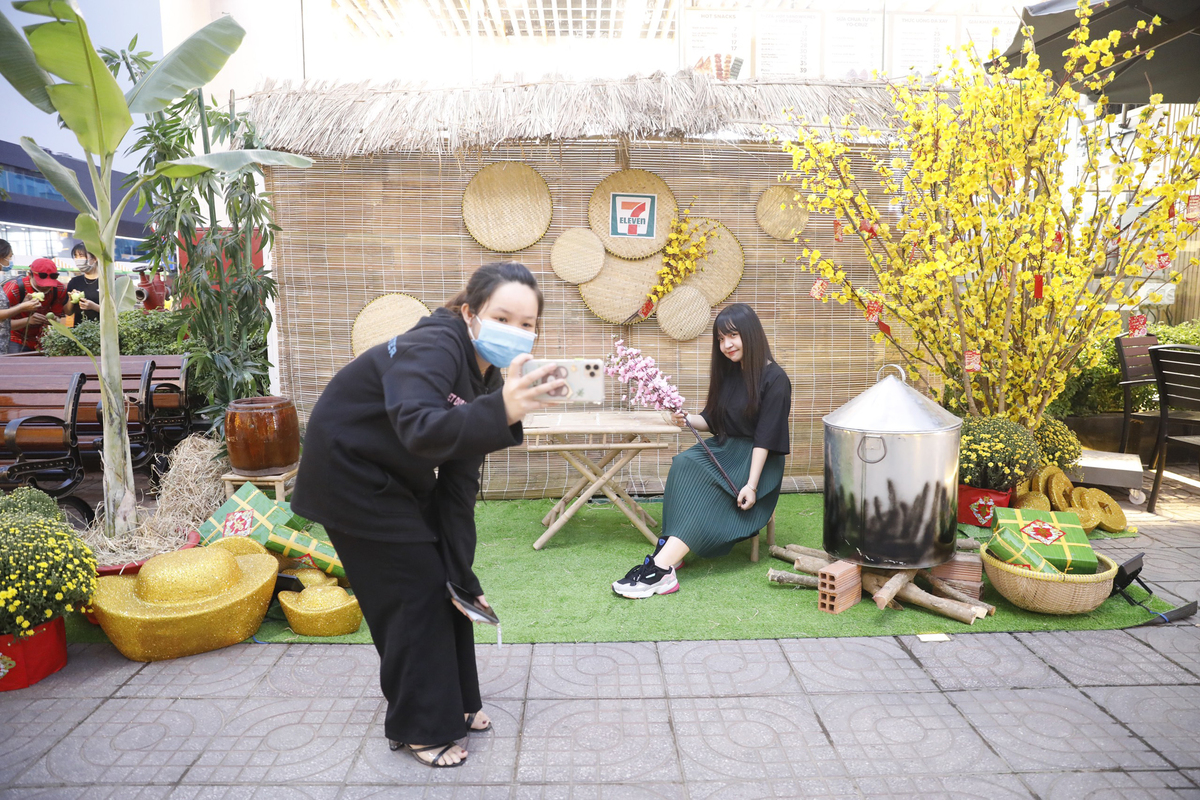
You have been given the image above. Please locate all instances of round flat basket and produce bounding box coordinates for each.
[588,169,677,259]
[981,549,1117,615]
[756,185,809,241]
[462,162,553,253]
[656,285,712,341]
[550,228,605,285]
[351,293,431,357]
[578,252,660,325]
[682,219,744,305]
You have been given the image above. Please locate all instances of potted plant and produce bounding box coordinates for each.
[1033,417,1083,477]
[957,417,1041,527]
[0,511,97,691]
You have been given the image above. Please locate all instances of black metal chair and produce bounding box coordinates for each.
[1147,344,1200,513]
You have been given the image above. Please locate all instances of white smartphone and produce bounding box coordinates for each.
[521,358,606,404]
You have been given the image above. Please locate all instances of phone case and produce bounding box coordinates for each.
[521,359,606,404]
[447,582,500,625]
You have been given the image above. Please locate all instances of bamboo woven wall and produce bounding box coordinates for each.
[266,138,889,498]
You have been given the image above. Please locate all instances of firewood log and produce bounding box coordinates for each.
[767,569,819,588]
[783,544,833,561]
[793,554,834,575]
[918,571,996,616]
[860,572,983,625]
[769,545,801,565]
[956,537,981,551]
[872,569,917,610]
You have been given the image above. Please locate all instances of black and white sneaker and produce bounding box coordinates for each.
[612,556,679,599]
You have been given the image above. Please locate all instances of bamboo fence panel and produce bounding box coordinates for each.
[266,138,891,498]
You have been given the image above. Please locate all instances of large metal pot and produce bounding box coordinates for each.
[823,366,962,568]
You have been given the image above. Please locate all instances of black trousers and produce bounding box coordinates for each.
[328,530,481,744]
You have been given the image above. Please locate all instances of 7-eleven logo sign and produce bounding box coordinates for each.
[610,193,657,238]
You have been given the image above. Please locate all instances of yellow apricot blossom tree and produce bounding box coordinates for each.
[778,2,1200,425]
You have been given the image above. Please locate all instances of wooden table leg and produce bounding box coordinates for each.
[567,446,658,528]
[541,437,631,526]
[533,447,642,550]
[558,449,659,545]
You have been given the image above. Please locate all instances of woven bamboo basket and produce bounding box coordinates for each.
[683,219,744,305]
[756,185,809,241]
[588,169,677,259]
[656,285,712,341]
[578,252,660,324]
[351,293,431,357]
[981,549,1117,615]
[550,228,605,284]
[462,162,553,253]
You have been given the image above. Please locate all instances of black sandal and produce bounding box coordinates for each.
[465,711,492,732]
[396,741,466,768]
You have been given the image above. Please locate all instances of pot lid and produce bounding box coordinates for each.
[824,374,962,433]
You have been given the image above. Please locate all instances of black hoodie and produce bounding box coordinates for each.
[291,307,521,596]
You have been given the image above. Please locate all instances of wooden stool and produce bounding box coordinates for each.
[749,514,777,562]
[222,467,298,500]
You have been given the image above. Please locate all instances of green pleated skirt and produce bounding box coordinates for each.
[661,435,786,558]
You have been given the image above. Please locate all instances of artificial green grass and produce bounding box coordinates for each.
[66,494,1175,646]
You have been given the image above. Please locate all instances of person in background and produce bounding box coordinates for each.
[66,242,101,323]
[0,240,40,350]
[4,257,68,352]
[291,261,564,768]
[612,303,792,598]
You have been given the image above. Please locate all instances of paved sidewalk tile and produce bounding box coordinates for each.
[174,787,343,799]
[0,788,175,799]
[657,640,801,697]
[951,687,1168,771]
[528,642,663,699]
[902,633,1068,691]
[115,644,284,698]
[1125,624,1200,678]
[344,788,514,800]
[1087,685,1200,769]
[812,691,1003,778]
[180,696,376,784]
[15,643,143,699]
[686,778,859,799]
[1020,769,1200,799]
[512,784,684,799]
[346,698,521,786]
[852,773,1035,799]
[0,696,102,785]
[13,697,237,786]
[477,643,533,700]
[516,698,681,784]
[1015,630,1196,687]
[669,695,845,783]
[781,636,936,694]
[253,643,380,698]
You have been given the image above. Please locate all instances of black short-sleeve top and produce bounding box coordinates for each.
[699,361,792,454]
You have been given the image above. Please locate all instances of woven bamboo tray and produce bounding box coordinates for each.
[550,228,605,284]
[981,549,1117,615]
[681,219,744,305]
[756,184,809,240]
[462,162,553,252]
[351,293,431,357]
[656,285,712,341]
[587,169,677,259]
[577,252,660,324]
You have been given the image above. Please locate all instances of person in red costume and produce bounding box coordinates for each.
[4,258,67,352]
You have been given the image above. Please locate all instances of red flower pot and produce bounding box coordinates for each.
[957,485,1012,527]
[0,616,68,691]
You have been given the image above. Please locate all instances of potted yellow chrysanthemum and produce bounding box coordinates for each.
[957,417,1042,527]
[0,511,97,691]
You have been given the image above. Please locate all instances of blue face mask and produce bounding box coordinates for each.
[470,316,536,368]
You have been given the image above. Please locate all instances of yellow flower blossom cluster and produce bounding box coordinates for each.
[1,513,97,639]
[775,0,1200,426]
[958,417,1042,492]
[1033,417,1082,473]
[648,207,717,305]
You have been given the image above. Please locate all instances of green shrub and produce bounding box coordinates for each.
[0,487,64,522]
[40,310,185,357]
[958,416,1042,492]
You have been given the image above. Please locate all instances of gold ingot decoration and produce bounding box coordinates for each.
[1071,505,1100,533]
[1033,465,1063,496]
[278,585,363,637]
[282,568,338,588]
[1015,491,1052,511]
[1047,471,1074,512]
[1070,487,1094,509]
[207,536,270,557]
[93,547,278,662]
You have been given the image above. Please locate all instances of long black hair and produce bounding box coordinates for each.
[703,303,773,434]
[445,261,544,320]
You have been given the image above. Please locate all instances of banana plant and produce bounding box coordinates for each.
[0,1,311,538]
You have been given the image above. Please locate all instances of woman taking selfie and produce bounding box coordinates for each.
[292,262,563,768]
[612,303,792,598]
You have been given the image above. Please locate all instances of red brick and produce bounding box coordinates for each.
[818,560,862,593]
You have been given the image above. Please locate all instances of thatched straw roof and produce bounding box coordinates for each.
[248,70,897,157]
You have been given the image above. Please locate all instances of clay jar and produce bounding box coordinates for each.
[225,396,301,476]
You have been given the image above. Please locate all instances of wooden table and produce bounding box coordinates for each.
[524,410,681,549]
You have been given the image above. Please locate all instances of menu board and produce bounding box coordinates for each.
[960,15,1021,59]
[889,14,957,76]
[755,11,821,80]
[823,11,884,80]
[684,9,752,81]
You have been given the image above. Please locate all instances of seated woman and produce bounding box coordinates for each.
[612,303,792,599]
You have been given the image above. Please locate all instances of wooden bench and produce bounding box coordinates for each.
[0,367,86,499]
[143,354,191,448]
